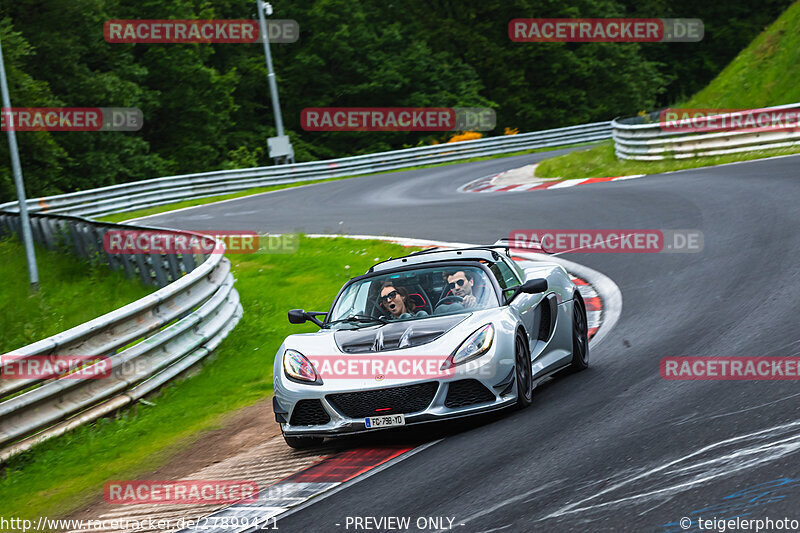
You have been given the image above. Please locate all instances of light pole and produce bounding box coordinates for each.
[0,36,39,291]
[257,0,294,164]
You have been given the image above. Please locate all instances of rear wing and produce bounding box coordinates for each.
[493,237,551,255]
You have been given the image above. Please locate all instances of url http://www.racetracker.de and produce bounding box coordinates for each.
[0,516,254,532]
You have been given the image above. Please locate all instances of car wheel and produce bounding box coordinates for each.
[514,334,533,409]
[570,295,589,372]
[283,434,324,449]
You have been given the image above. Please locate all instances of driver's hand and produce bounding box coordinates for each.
[463,294,477,307]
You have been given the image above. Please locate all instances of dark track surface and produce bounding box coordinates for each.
[141,152,800,532]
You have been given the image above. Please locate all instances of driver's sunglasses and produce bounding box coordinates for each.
[448,279,466,290]
[379,290,398,302]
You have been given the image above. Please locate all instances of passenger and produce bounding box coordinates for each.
[378,281,428,320]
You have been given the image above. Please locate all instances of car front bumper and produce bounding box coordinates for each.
[276,373,518,438]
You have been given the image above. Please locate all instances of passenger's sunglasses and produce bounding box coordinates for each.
[379,290,399,303]
[448,279,467,290]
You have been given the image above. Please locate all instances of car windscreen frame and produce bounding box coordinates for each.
[323,260,506,326]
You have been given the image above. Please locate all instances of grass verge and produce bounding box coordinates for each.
[536,2,800,181]
[0,236,418,523]
[682,1,800,108]
[535,141,800,180]
[0,237,155,353]
[97,142,597,224]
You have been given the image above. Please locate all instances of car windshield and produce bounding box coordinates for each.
[326,264,499,328]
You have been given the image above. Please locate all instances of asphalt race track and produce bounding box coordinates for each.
[140,151,800,532]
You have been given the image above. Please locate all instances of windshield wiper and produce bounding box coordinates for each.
[327,314,388,326]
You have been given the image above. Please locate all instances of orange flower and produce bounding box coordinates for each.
[447,131,483,143]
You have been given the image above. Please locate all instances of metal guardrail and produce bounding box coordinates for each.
[613,102,800,160]
[0,103,792,461]
[0,120,611,461]
[0,211,242,461]
[0,121,612,218]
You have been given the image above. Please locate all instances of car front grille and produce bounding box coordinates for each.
[444,379,496,408]
[289,399,331,426]
[327,382,439,418]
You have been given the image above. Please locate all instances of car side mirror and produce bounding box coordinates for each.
[288,309,325,327]
[503,278,548,305]
[520,278,548,294]
[288,309,307,324]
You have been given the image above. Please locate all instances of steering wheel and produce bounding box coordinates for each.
[437,295,464,306]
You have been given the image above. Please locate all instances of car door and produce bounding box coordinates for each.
[489,259,538,345]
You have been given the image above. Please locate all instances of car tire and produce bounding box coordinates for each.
[514,334,533,409]
[570,295,589,372]
[283,434,324,449]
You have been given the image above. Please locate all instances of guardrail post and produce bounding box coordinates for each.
[119,253,135,279]
[29,217,43,244]
[133,252,152,285]
[166,253,180,282]
[96,227,121,271]
[39,218,56,250]
[151,253,168,287]
[76,222,101,266]
[10,215,21,235]
[180,252,196,274]
[53,219,70,252]
[67,221,86,258]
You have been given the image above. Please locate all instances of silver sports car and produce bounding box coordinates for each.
[272,245,589,448]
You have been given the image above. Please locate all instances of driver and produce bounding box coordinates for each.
[378,282,428,320]
[434,270,484,314]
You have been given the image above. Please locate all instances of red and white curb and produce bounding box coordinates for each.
[569,274,601,339]
[180,446,428,532]
[460,173,646,193]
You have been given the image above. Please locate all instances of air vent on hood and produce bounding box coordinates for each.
[334,315,468,353]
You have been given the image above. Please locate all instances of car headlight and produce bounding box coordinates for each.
[283,349,321,384]
[444,324,495,368]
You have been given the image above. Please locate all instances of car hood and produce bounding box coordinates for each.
[334,314,468,353]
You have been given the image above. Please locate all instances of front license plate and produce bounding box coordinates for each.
[364,414,405,428]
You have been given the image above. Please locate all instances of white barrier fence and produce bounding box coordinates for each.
[0,121,612,218]
[0,212,241,461]
[613,102,800,160]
